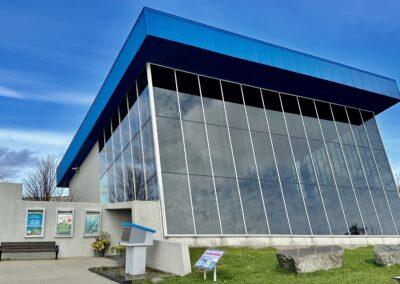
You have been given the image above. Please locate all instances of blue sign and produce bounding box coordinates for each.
[26,209,45,237]
[195,249,224,270]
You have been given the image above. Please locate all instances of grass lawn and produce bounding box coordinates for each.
[138,246,400,283]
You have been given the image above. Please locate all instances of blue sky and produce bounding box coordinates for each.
[0,0,399,182]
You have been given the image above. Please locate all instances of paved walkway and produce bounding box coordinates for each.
[0,257,117,283]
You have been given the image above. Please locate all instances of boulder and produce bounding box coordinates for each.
[276,246,344,273]
[374,245,400,266]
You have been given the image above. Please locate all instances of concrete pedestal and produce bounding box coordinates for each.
[125,246,146,275]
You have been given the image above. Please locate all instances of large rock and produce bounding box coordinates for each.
[276,246,344,273]
[374,245,400,266]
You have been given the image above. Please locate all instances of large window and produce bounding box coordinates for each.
[150,64,399,236]
[98,68,158,203]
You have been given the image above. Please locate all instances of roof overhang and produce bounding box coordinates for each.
[57,7,400,187]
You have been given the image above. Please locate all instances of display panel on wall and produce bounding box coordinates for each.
[84,210,101,237]
[55,209,74,237]
[25,208,45,238]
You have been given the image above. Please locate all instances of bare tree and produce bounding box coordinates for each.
[395,170,400,191]
[23,154,79,201]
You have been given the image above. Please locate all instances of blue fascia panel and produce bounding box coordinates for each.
[144,8,399,99]
[57,7,400,187]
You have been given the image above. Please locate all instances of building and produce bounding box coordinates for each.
[1,8,399,258]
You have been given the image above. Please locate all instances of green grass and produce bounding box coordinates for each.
[137,246,400,283]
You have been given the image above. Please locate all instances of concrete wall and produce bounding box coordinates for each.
[147,240,191,276]
[69,142,100,203]
[0,183,130,259]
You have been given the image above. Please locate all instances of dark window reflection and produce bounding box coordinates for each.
[263,90,287,135]
[151,65,176,91]
[299,98,323,140]
[200,76,226,126]
[282,94,306,138]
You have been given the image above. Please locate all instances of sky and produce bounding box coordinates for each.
[0,0,399,183]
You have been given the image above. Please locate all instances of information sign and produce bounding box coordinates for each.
[25,209,45,237]
[195,249,224,270]
[84,210,101,237]
[55,209,74,237]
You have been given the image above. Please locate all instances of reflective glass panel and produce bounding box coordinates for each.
[107,165,116,203]
[122,144,134,201]
[337,187,364,235]
[132,133,146,200]
[319,185,348,235]
[301,184,330,235]
[200,76,227,126]
[361,110,384,149]
[251,131,278,181]
[354,188,381,235]
[182,121,212,176]
[271,134,297,183]
[230,128,257,180]
[115,155,125,202]
[370,189,397,235]
[156,117,186,174]
[281,182,311,235]
[215,177,246,234]
[190,175,221,234]
[163,173,194,234]
[374,149,397,190]
[260,181,291,234]
[238,179,269,234]
[207,124,235,178]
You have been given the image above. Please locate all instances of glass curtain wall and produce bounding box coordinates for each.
[151,63,400,236]
[98,69,158,203]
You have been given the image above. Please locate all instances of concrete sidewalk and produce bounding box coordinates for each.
[0,257,117,283]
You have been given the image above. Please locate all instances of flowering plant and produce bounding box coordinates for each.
[91,232,110,252]
[111,244,126,256]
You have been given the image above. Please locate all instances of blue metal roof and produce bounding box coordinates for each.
[57,7,399,187]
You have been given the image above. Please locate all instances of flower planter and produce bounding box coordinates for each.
[116,254,126,266]
[94,250,105,257]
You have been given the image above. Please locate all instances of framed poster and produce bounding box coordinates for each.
[84,210,101,237]
[55,209,74,237]
[25,208,45,238]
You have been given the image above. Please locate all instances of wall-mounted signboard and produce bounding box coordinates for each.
[25,208,45,238]
[55,209,74,237]
[84,210,101,237]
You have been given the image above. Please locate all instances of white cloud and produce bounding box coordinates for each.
[0,85,25,99]
[0,128,74,182]
[0,84,94,106]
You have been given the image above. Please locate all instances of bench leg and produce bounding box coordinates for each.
[0,251,2,261]
[55,250,59,260]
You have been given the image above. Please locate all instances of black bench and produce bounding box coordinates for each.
[0,242,59,261]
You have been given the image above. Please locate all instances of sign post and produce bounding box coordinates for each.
[195,249,224,282]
